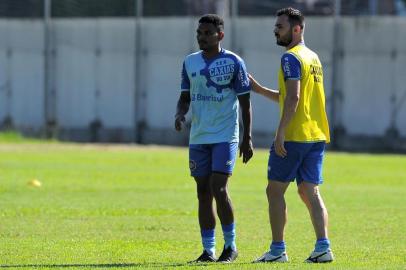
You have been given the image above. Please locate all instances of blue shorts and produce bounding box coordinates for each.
[189,142,238,178]
[268,141,326,185]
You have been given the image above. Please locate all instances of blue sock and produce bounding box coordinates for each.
[270,241,286,256]
[222,223,236,251]
[315,238,330,252]
[201,229,215,256]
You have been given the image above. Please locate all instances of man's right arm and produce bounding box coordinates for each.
[175,60,191,131]
[249,74,279,102]
[174,91,191,131]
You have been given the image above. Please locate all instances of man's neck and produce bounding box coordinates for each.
[202,46,221,59]
[286,37,304,50]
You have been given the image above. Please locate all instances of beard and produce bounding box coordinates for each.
[276,32,293,47]
[198,40,210,51]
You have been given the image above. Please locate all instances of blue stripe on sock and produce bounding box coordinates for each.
[221,223,235,232]
[201,229,215,238]
[317,238,328,242]
[270,241,286,256]
[271,241,286,249]
[201,229,215,256]
[222,223,236,250]
[315,238,330,252]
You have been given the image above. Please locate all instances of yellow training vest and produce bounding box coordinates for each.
[278,44,330,143]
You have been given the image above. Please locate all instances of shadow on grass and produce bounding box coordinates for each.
[0,263,188,268]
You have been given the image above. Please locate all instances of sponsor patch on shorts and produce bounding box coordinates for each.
[189,160,197,171]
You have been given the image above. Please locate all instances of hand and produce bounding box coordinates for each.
[239,137,253,163]
[174,114,185,131]
[274,130,287,158]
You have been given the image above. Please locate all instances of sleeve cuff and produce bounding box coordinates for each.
[236,90,250,96]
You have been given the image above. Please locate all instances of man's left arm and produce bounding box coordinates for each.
[274,53,301,157]
[238,93,253,163]
[274,80,300,157]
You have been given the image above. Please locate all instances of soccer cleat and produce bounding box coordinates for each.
[217,246,238,263]
[305,249,334,263]
[188,250,216,263]
[253,251,288,263]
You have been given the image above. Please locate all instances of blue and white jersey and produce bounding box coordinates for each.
[181,48,251,144]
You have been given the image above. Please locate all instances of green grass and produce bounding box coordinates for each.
[0,139,405,269]
[0,131,54,144]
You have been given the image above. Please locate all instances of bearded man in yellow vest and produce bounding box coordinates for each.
[250,7,334,263]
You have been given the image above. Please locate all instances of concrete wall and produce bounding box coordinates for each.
[0,17,405,150]
[337,17,406,136]
[0,20,44,130]
[51,19,136,141]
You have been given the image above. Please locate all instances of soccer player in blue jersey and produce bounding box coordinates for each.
[250,7,334,263]
[174,14,253,263]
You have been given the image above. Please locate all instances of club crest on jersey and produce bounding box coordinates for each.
[200,57,235,93]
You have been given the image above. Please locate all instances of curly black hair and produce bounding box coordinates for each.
[276,7,305,29]
[198,14,224,32]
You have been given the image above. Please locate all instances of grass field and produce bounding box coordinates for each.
[0,133,405,269]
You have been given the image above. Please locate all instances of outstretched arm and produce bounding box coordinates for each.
[249,74,280,102]
[238,93,253,163]
[174,91,191,131]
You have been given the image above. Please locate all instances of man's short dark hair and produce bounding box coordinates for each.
[276,7,305,29]
[198,14,224,32]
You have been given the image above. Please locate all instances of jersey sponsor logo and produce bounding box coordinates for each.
[238,67,249,88]
[200,57,236,93]
[226,160,233,166]
[191,93,224,102]
[209,63,234,77]
[283,58,292,77]
[310,63,323,83]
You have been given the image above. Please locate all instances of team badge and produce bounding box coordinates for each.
[200,57,235,93]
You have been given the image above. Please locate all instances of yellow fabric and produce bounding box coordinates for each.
[278,44,330,143]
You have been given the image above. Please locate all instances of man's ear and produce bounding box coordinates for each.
[293,25,301,33]
[218,31,225,41]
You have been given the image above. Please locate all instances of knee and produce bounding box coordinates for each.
[266,184,282,200]
[197,185,212,202]
[211,184,228,200]
[298,185,325,208]
[302,185,320,201]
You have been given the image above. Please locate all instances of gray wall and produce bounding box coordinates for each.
[0,17,405,151]
[0,20,45,130]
